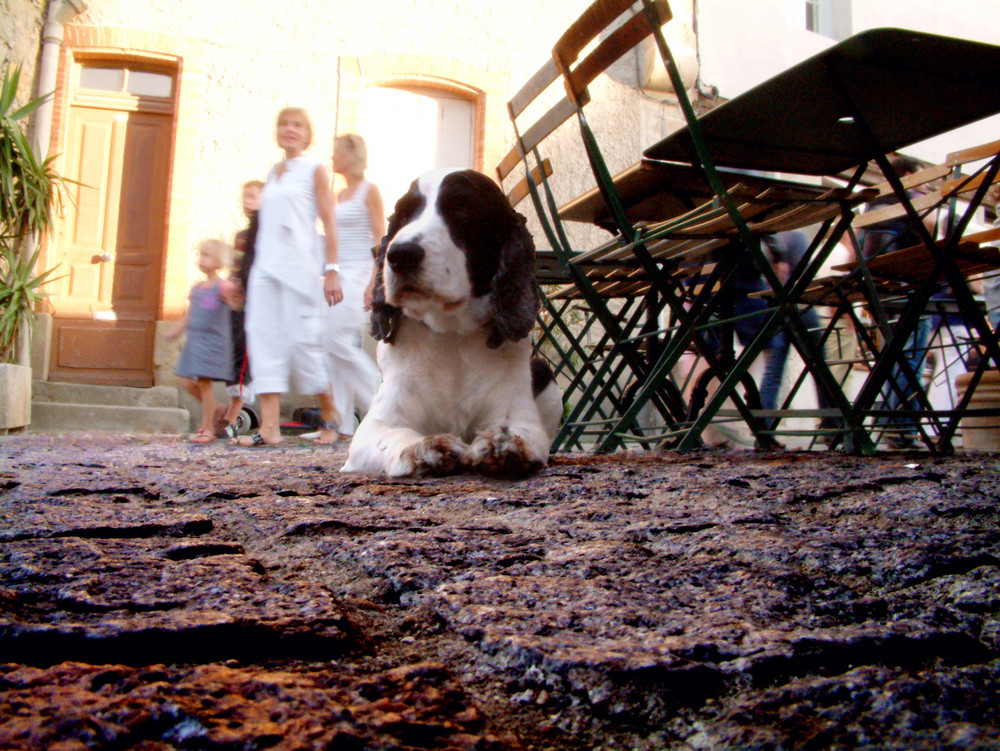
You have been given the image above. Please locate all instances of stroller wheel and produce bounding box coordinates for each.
[234,406,260,435]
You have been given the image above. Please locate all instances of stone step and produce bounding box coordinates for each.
[30,381,191,434]
[32,381,182,408]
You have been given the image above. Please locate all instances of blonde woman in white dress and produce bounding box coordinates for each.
[310,134,383,442]
[236,107,343,447]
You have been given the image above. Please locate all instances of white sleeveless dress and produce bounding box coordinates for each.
[324,180,380,434]
[245,155,330,395]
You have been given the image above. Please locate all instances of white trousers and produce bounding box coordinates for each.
[245,268,330,395]
[324,260,380,435]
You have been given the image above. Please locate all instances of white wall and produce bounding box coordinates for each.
[851,0,1000,164]
[851,0,1000,45]
[696,0,1000,164]
[697,0,830,99]
[69,0,603,256]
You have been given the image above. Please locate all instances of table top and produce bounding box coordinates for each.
[557,159,833,230]
[643,28,1000,176]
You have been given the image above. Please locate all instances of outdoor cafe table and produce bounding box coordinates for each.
[560,27,1000,453]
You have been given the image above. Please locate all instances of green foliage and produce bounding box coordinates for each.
[0,243,60,362]
[0,65,63,364]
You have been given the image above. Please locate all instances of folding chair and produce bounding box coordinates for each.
[546,0,869,451]
[496,61,681,452]
[500,159,656,451]
[836,143,1000,451]
[790,141,1000,452]
[636,27,1000,453]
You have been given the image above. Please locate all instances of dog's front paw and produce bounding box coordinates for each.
[392,434,467,477]
[466,427,546,478]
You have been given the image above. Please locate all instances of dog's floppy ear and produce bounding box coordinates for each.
[486,210,539,349]
[369,232,402,344]
[370,184,423,345]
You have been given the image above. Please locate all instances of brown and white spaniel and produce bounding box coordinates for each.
[341,168,561,477]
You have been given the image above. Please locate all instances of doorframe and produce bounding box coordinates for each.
[39,27,207,384]
[336,55,508,176]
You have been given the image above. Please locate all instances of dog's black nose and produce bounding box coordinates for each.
[386,242,425,274]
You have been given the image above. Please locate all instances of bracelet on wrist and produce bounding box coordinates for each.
[324,263,340,273]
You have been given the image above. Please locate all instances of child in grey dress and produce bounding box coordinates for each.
[165,239,236,442]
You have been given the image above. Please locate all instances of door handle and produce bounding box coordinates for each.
[90,253,113,263]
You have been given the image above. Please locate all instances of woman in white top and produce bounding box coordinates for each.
[236,107,342,447]
[312,134,384,442]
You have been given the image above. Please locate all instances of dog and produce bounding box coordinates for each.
[341,168,562,478]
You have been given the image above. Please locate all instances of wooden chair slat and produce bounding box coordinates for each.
[508,59,560,119]
[505,159,554,209]
[833,241,1000,282]
[946,138,1000,167]
[962,226,1000,245]
[519,97,577,158]
[496,145,525,184]
[870,163,950,197]
[559,4,669,100]
[941,169,1000,198]
[852,190,942,229]
[554,0,667,65]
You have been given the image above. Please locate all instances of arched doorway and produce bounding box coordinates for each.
[358,85,476,209]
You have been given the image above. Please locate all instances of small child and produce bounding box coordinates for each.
[165,239,237,443]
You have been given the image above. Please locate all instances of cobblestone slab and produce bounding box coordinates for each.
[0,434,997,749]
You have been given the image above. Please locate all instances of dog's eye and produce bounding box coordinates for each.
[390,191,426,228]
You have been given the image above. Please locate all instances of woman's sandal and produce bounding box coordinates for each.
[190,430,216,444]
[232,432,279,448]
[216,423,238,440]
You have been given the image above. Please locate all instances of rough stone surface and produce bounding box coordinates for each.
[0,433,998,749]
[0,364,31,431]
[0,0,44,88]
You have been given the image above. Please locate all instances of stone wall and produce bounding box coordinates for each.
[0,0,44,101]
[65,0,696,269]
[17,0,699,392]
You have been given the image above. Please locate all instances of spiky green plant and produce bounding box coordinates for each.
[0,243,60,363]
[0,65,63,364]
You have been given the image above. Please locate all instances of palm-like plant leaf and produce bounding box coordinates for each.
[0,65,64,364]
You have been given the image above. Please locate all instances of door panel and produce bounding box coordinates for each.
[54,323,151,370]
[60,109,122,312]
[113,114,170,320]
[49,107,170,387]
[359,86,475,209]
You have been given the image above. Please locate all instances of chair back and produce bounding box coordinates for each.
[549,0,674,240]
[553,0,671,107]
[495,6,680,451]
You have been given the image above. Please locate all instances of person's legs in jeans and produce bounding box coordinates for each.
[882,316,931,447]
[732,295,786,418]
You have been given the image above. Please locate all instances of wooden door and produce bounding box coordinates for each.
[48,107,171,387]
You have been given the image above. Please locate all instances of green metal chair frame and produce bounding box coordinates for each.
[546,0,869,452]
[835,147,1000,452]
[497,57,685,451]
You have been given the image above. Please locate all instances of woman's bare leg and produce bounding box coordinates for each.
[197,378,217,434]
[313,391,340,444]
[233,392,282,446]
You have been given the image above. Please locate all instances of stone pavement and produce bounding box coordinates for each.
[1,433,998,749]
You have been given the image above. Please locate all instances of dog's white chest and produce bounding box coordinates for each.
[376,321,527,436]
